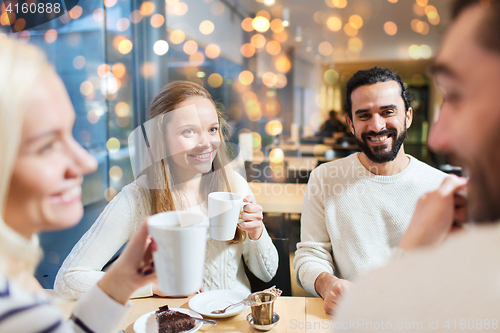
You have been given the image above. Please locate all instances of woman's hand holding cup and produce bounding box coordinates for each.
[98,218,156,304]
[239,195,264,240]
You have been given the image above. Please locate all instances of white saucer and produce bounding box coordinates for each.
[133,308,203,333]
[189,290,250,318]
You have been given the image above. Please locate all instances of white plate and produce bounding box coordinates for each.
[188,290,250,318]
[133,308,203,333]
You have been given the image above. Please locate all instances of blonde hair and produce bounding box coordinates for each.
[0,38,50,277]
[147,81,246,242]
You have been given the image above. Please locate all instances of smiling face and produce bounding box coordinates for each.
[428,5,500,222]
[164,97,221,181]
[4,73,97,238]
[348,80,412,164]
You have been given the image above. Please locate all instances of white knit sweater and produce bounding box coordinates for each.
[294,153,447,297]
[335,223,500,332]
[54,173,278,299]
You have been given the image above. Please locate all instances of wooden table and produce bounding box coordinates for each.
[255,157,319,172]
[248,182,306,214]
[52,294,331,333]
[264,144,333,157]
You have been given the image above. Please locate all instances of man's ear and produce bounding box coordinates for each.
[406,107,413,129]
[347,116,355,134]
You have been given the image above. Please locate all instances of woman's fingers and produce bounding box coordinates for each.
[242,203,263,213]
[243,195,255,204]
[240,211,263,221]
[238,220,262,230]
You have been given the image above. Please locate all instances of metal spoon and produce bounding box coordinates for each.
[210,286,276,314]
[211,298,250,314]
[193,317,218,325]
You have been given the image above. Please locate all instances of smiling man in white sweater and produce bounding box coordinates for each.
[293,67,447,314]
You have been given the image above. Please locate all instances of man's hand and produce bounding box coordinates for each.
[399,176,468,250]
[314,272,353,314]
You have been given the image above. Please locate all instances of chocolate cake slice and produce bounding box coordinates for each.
[155,305,196,333]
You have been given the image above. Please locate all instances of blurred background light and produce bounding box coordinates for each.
[183,40,198,55]
[241,43,256,57]
[153,40,169,55]
[239,70,254,85]
[208,73,223,88]
[384,21,397,35]
[169,30,185,44]
[253,16,270,33]
[265,120,283,136]
[251,34,266,49]
[150,14,164,27]
[266,40,281,55]
[205,44,220,59]
[269,148,284,163]
[199,20,214,34]
[140,1,155,15]
[327,17,342,31]
[242,17,254,31]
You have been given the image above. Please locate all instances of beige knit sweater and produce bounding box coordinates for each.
[335,223,500,332]
[294,153,447,297]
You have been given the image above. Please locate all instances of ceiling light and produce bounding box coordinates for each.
[295,25,302,42]
[282,7,290,27]
[305,38,312,52]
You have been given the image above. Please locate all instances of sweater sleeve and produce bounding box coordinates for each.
[235,173,279,282]
[54,182,153,299]
[0,276,130,333]
[69,284,131,332]
[293,167,335,297]
[243,227,279,282]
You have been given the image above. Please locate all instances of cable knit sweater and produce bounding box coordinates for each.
[335,223,500,332]
[294,153,447,297]
[54,173,278,299]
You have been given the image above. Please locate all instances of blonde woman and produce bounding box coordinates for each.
[55,81,279,299]
[0,38,157,332]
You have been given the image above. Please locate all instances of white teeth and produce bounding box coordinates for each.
[370,135,388,142]
[61,186,82,201]
[194,153,210,159]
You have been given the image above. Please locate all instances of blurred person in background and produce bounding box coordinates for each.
[335,0,500,330]
[294,67,447,314]
[55,81,278,299]
[317,110,346,138]
[0,37,156,332]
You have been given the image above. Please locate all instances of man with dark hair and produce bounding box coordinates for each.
[344,67,413,164]
[335,0,500,329]
[294,67,446,314]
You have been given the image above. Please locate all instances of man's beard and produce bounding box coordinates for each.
[466,158,500,223]
[354,126,406,164]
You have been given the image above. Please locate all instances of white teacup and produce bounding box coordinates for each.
[208,192,251,241]
[147,211,208,296]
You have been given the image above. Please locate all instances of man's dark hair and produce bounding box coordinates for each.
[452,0,500,53]
[344,67,412,120]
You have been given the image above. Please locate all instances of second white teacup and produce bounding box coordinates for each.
[208,192,250,241]
[147,211,208,296]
